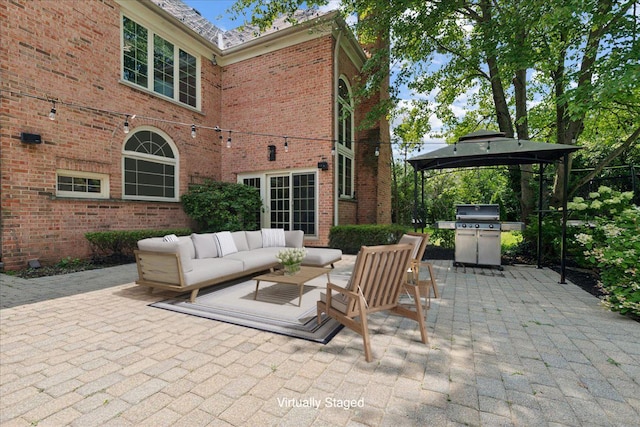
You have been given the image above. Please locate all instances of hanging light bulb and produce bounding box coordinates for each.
[453,142,457,154]
[284,137,289,153]
[191,124,197,139]
[48,101,56,121]
[374,144,380,157]
[331,142,336,156]
[226,131,232,148]
[123,115,130,134]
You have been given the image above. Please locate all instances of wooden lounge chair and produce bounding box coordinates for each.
[317,244,428,362]
[399,232,439,309]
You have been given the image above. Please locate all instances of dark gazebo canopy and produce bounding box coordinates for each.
[408,130,581,171]
[407,130,581,283]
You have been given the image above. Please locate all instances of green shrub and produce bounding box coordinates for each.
[181,180,262,232]
[85,228,191,258]
[571,187,639,317]
[329,224,408,254]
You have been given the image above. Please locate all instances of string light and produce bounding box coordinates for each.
[4,89,446,154]
[284,136,289,153]
[374,144,380,157]
[48,101,56,120]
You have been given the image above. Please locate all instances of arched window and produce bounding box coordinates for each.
[337,77,354,198]
[122,128,178,201]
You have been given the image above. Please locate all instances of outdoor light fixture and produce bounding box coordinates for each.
[48,101,56,120]
[226,131,232,148]
[123,115,130,134]
[284,136,289,153]
[331,143,336,156]
[268,145,276,161]
[191,124,197,139]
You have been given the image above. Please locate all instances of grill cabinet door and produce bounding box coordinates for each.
[455,230,477,264]
[477,230,501,266]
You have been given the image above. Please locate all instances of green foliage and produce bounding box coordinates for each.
[181,180,262,232]
[85,228,190,258]
[329,224,408,254]
[56,257,84,269]
[571,187,639,317]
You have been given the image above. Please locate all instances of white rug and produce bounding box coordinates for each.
[150,273,350,343]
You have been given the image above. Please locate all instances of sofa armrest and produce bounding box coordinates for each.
[135,250,186,287]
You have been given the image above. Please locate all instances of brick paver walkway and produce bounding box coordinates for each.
[1,259,638,426]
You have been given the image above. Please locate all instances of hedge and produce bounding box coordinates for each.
[329,224,408,254]
[85,228,191,259]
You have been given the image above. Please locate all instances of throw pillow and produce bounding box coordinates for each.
[163,234,179,243]
[191,233,218,259]
[214,231,238,257]
[262,228,286,247]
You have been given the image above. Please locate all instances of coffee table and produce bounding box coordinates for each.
[253,266,331,307]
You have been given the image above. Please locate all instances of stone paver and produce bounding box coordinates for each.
[1,258,639,426]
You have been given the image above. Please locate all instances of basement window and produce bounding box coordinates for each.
[56,170,109,199]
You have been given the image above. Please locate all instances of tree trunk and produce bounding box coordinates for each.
[513,67,535,223]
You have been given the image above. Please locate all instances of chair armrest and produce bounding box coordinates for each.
[326,282,358,299]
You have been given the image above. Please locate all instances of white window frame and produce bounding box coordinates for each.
[56,170,109,199]
[337,76,355,199]
[122,126,179,202]
[121,14,201,110]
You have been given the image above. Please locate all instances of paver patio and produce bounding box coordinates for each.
[1,258,639,426]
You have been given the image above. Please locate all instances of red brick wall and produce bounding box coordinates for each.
[337,46,392,226]
[221,36,336,246]
[0,0,220,269]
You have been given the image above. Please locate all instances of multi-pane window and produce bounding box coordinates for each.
[122,16,198,108]
[293,173,316,235]
[56,170,109,199]
[337,77,354,198]
[123,129,177,201]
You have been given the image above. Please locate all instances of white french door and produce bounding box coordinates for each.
[241,170,317,236]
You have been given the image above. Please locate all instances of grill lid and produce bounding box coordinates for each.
[455,204,500,221]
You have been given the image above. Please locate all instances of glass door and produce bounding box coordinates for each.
[268,175,291,230]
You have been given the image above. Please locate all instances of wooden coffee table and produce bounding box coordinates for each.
[253,266,331,306]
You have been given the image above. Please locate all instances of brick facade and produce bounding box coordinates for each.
[0,0,390,269]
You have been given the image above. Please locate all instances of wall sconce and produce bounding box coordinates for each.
[21,132,42,144]
[268,145,276,161]
[317,161,329,170]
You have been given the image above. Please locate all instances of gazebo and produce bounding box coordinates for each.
[407,130,581,283]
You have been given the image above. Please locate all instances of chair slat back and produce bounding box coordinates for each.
[346,244,413,315]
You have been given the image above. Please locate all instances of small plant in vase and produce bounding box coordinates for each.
[276,248,307,275]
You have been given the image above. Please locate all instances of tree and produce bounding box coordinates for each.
[231,0,640,219]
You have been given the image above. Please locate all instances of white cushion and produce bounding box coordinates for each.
[191,233,218,259]
[399,234,423,260]
[137,238,193,273]
[262,228,286,247]
[284,230,304,248]
[245,230,263,250]
[303,248,342,267]
[214,231,238,257]
[163,234,179,242]
[231,231,249,252]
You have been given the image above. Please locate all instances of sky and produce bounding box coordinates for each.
[181,0,448,155]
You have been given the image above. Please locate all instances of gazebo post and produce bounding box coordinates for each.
[413,167,419,232]
[537,162,544,269]
[560,153,569,284]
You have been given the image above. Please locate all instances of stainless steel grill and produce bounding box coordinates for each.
[434,204,525,269]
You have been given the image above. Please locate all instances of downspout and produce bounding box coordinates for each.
[333,30,342,227]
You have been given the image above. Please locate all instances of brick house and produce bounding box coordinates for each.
[0,0,391,270]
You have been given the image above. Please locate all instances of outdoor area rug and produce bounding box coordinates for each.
[150,273,348,343]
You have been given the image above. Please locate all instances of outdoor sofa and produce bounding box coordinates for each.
[134,229,342,302]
